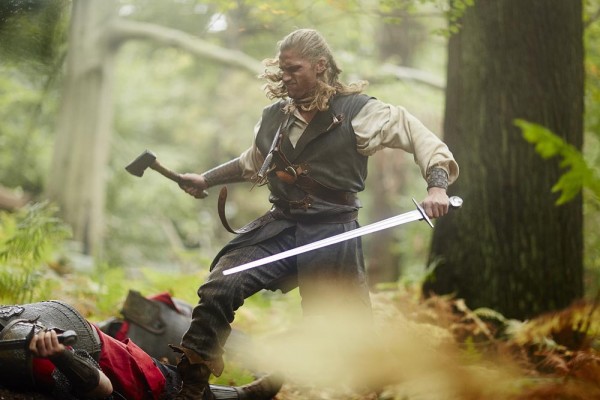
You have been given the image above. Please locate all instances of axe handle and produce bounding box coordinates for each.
[151,160,208,198]
[150,160,182,184]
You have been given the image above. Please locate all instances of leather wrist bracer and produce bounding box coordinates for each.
[426,167,449,190]
[50,349,101,394]
[202,158,245,188]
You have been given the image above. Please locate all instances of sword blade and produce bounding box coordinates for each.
[223,199,430,276]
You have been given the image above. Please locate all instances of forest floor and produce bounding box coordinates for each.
[1,292,598,400]
[0,388,50,400]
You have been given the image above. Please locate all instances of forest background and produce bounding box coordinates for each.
[1,0,600,399]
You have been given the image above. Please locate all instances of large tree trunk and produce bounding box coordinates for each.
[425,0,584,319]
[46,0,117,256]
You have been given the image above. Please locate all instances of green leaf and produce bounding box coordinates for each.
[515,119,600,204]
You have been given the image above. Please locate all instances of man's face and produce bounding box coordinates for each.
[279,49,325,100]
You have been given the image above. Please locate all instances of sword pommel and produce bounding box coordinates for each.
[449,196,463,209]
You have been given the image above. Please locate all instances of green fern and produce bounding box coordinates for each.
[515,119,600,205]
[0,201,71,303]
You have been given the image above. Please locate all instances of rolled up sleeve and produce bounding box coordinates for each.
[353,99,459,184]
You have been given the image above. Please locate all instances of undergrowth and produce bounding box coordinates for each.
[0,201,70,304]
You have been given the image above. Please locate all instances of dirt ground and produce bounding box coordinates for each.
[0,386,52,400]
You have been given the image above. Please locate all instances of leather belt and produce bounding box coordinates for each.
[294,175,359,207]
[218,186,358,234]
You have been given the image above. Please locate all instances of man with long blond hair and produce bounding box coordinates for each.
[175,28,459,399]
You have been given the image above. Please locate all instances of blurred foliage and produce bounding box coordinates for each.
[0,0,68,194]
[0,0,69,68]
[515,119,600,205]
[0,201,71,304]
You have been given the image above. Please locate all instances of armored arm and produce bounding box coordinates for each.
[426,167,449,191]
[423,167,450,218]
[30,330,112,398]
[202,158,246,188]
[49,349,103,394]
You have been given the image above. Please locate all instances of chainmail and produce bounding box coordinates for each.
[51,350,114,400]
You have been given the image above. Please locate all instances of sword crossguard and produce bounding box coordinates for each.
[413,196,463,228]
[413,198,434,228]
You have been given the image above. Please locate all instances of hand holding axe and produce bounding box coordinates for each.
[125,150,208,198]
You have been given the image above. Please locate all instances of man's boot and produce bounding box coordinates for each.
[235,373,284,400]
[174,356,215,400]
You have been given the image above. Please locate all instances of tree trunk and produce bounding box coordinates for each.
[46,0,117,256]
[425,0,584,319]
[365,151,406,287]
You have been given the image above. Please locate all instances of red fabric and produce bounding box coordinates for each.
[94,325,166,400]
[149,292,180,313]
[114,320,130,341]
[32,358,56,389]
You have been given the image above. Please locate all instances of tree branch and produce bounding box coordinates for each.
[0,185,30,211]
[106,19,444,91]
[106,19,264,75]
[368,63,445,91]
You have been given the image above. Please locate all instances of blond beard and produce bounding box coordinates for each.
[281,80,335,114]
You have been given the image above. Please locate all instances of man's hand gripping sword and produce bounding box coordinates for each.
[223,196,463,276]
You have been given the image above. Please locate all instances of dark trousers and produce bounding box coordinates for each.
[180,225,372,370]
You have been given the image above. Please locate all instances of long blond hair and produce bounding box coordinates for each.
[261,29,367,112]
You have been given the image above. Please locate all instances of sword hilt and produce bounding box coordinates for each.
[413,196,463,228]
[449,196,463,209]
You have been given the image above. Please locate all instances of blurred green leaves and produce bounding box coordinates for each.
[0,201,71,303]
[515,119,600,205]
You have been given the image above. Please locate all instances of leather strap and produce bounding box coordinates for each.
[218,186,276,234]
[271,152,359,207]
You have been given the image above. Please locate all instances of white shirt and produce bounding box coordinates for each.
[238,98,459,184]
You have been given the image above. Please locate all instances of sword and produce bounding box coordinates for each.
[0,329,78,350]
[223,196,463,275]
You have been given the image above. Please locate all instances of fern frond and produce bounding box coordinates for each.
[515,119,600,205]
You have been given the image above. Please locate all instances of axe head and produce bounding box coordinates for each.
[125,150,157,177]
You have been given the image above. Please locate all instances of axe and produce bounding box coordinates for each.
[125,150,207,198]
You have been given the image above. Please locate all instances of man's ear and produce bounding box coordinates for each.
[315,58,327,74]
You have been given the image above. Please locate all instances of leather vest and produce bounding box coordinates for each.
[256,94,371,206]
[0,301,101,388]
